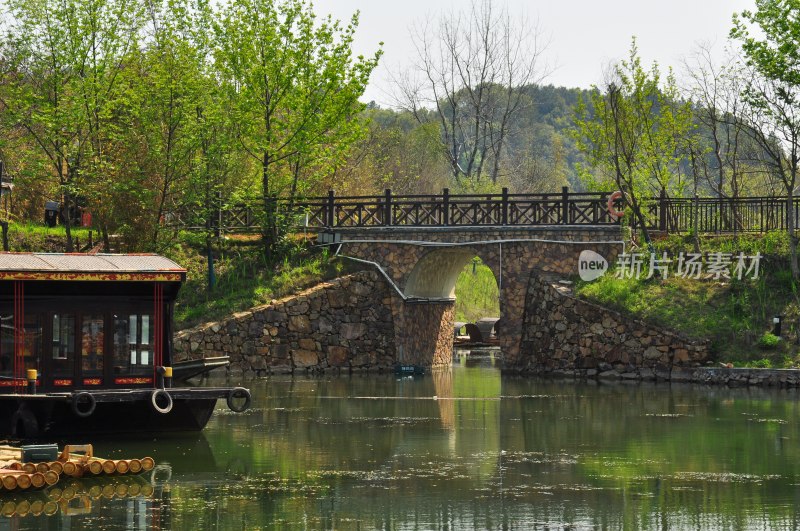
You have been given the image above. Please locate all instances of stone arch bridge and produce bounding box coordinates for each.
[177,189,713,374]
[325,225,623,368]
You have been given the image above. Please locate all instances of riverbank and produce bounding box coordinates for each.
[575,232,800,368]
[538,365,800,388]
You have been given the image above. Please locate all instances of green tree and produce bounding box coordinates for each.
[0,0,142,250]
[108,0,212,250]
[573,39,693,247]
[213,0,381,257]
[732,0,800,278]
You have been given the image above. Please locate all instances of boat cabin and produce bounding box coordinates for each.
[0,253,185,393]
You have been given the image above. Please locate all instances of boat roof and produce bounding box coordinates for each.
[0,253,186,282]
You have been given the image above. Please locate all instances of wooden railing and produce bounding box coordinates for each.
[171,188,800,234]
[291,187,620,229]
[643,193,800,234]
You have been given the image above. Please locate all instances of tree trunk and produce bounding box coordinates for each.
[63,189,74,253]
[262,150,275,260]
[788,188,799,279]
[631,198,652,250]
[60,159,74,252]
[0,221,8,252]
[207,242,216,291]
[102,224,110,252]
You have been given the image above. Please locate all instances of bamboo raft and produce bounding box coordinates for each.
[0,475,155,518]
[0,444,154,492]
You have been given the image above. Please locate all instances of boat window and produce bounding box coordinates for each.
[0,314,11,378]
[81,315,104,375]
[24,314,41,373]
[52,314,76,377]
[113,314,153,375]
[0,314,40,380]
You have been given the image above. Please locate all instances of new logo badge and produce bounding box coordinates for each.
[578,250,608,281]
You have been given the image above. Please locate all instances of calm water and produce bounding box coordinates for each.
[4,349,800,529]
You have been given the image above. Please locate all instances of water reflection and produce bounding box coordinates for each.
[4,348,800,529]
[0,475,157,529]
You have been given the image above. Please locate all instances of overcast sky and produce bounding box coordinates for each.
[313,0,756,107]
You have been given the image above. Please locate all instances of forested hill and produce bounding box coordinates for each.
[333,84,593,197]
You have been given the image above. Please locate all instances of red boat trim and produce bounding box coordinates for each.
[0,272,183,282]
[114,377,152,385]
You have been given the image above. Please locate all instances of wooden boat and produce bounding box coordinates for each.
[0,253,251,438]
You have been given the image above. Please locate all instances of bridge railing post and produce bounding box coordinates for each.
[327,190,335,228]
[659,188,667,232]
[442,188,450,226]
[384,188,392,226]
[501,187,509,225]
[561,186,569,224]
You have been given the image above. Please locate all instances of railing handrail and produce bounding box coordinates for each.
[169,188,799,234]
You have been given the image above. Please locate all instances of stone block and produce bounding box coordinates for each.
[292,349,318,368]
[318,318,333,334]
[298,338,317,350]
[287,301,310,316]
[327,291,348,308]
[272,344,289,359]
[264,310,286,323]
[288,315,311,333]
[643,346,662,360]
[350,282,372,296]
[341,322,367,340]
[328,346,349,366]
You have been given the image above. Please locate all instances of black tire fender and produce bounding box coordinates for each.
[226,387,251,413]
[71,391,97,418]
[151,389,173,414]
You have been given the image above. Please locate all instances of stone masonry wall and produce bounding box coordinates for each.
[518,273,710,379]
[337,226,623,366]
[174,270,398,375]
[390,300,455,368]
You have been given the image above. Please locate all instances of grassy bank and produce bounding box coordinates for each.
[576,232,800,368]
[4,222,94,252]
[454,258,500,323]
[167,239,350,329]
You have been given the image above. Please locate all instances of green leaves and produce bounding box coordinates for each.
[732,0,800,278]
[0,0,380,255]
[573,39,693,243]
[212,0,380,254]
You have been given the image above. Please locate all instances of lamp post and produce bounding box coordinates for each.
[772,315,782,338]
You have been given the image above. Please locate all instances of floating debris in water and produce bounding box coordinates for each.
[747,418,788,424]
[671,472,781,483]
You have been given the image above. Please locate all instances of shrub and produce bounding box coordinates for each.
[758,332,780,349]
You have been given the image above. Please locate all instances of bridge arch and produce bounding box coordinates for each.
[404,248,495,300]
[335,227,624,368]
